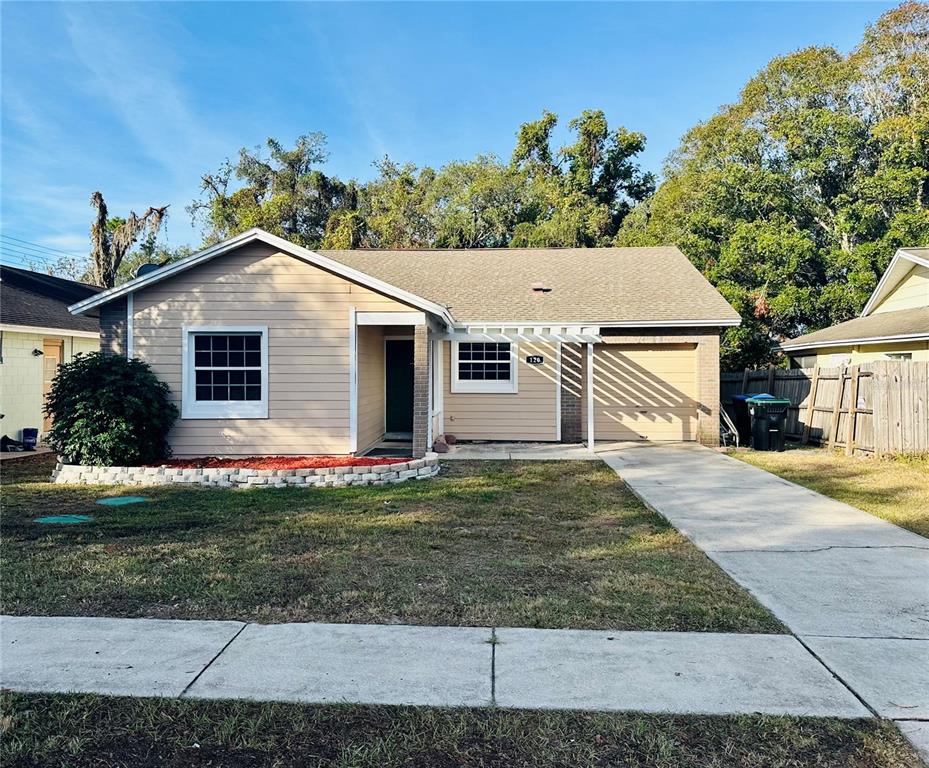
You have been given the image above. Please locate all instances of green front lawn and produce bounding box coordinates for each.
[1,454,780,632]
[730,447,929,539]
[2,693,918,768]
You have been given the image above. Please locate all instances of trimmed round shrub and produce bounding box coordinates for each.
[45,352,178,466]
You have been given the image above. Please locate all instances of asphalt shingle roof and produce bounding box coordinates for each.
[781,306,929,349]
[320,246,739,324]
[1,265,100,333]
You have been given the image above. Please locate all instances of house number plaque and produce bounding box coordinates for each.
[526,355,544,365]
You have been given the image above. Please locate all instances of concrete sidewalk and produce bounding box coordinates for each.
[1,615,868,717]
[600,443,929,759]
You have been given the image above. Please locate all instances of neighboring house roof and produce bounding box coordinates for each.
[780,306,929,351]
[70,229,739,328]
[861,247,929,316]
[781,247,929,352]
[1,265,101,334]
[320,246,740,325]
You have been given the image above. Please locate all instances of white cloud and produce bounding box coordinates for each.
[62,4,231,187]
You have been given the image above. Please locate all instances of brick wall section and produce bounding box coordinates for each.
[412,325,429,457]
[560,342,583,443]
[99,297,128,356]
[595,327,724,447]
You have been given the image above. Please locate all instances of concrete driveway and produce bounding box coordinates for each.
[601,443,929,747]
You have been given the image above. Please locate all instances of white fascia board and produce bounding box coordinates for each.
[0,323,99,339]
[68,228,455,326]
[454,318,741,329]
[899,248,929,269]
[861,249,929,317]
[780,332,929,352]
[441,331,602,343]
[356,311,425,326]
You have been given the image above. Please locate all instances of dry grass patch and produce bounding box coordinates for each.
[1,454,781,632]
[730,447,929,538]
[1,692,919,768]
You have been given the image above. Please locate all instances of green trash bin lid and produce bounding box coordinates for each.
[747,396,791,405]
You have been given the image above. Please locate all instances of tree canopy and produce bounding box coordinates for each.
[75,2,928,368]
[190,110,654,252]
[617,1,929,368]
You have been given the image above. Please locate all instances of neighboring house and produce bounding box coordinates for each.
[0,265,101,442]
[781,247,929,368]
[69,229,740,458]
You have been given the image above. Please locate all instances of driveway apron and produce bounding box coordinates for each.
[600,443,929,743]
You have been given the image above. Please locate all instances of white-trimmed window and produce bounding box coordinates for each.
[182,326,268,419]
[451,341,517,393]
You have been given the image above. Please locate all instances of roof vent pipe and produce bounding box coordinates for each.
[531,282,552,293]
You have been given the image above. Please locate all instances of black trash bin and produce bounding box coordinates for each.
[748,395,791,451]
[729,394,757,447]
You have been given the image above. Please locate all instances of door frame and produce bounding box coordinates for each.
[42,338,65,434]
[383,335,415,438]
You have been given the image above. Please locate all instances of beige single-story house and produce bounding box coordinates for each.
[69,229,740,458]
[781,247,929,368]
[1,265,101,444]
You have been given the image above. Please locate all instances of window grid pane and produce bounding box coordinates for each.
[457,343,512,382]
[192,333,262,402]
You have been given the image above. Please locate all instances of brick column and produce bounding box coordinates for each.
[560,342,583,443]
[412,325,429,457]
[696,332,721,447]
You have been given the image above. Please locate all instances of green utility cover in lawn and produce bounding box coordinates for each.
[35,515,94,524]
[96,496,149,506]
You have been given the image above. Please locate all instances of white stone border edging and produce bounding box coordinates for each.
[52,453,440,489]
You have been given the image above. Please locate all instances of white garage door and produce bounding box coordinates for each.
[585,343,699,442]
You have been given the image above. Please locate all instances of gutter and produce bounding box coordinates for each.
[780,332,929,353]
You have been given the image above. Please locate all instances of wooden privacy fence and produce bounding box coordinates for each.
[721,361,929,455]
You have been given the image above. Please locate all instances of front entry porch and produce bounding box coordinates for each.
[352,311,432,458]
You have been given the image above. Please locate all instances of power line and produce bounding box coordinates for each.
[0,247,69,266]
[0,234,84,258]
[0,236,79,258]
[0,250,63,271]
[0,249,57,265]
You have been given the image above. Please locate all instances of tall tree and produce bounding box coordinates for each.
[618,1,929,369]
[511,110,654,246]
[320,110,653,249]
[189,134,357,248]
[89,192,168,288]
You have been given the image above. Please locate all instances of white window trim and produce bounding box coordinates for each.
[450,340,518,394]
[182,325,269,419]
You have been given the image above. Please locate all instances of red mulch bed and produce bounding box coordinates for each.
[156,456,411,470]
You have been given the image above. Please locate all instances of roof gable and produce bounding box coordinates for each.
[69,229,740,327]
[861,247,929,316]
[69,229,454,325]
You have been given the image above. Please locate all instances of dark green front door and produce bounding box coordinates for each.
[385,340,414,435]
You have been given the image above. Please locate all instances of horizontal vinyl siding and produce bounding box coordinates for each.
[872,265,929,314]
[357,326,385,451]
[132,243,413,456]
[810,342,929,365]
[443,340,558,441]
[583,344,699,442]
